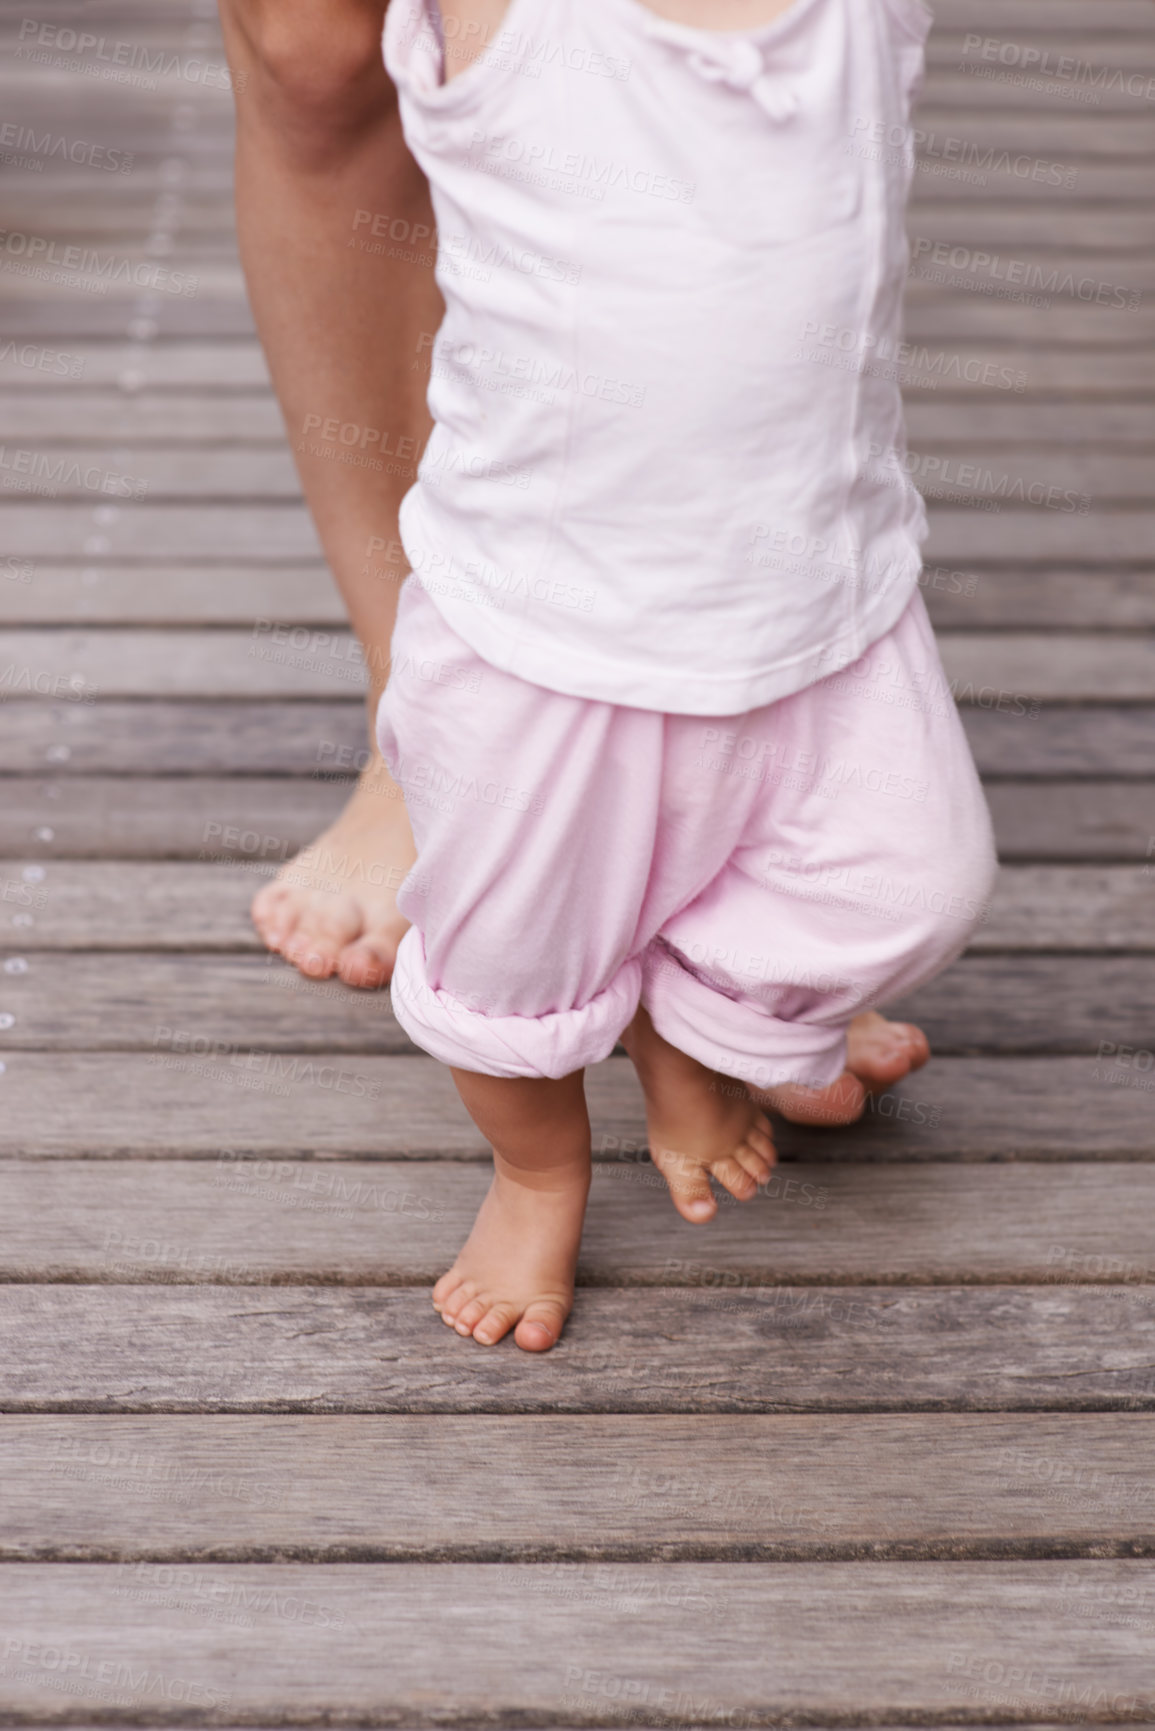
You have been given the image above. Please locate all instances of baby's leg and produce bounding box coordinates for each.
[622,1008,776,1223]
[632,591,997,1207]
[433,1069,590,1351]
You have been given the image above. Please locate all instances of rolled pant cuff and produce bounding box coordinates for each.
[641,944,849,1092]
[390,927,642,1079]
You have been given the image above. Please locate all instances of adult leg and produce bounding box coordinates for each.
[218,0,442,986]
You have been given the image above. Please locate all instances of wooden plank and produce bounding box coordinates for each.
[894,957,1155,1054]
[942,632,1155,701]
[11,438,1155,503]
[0,395,283,442]
[13,334,1155,396]
[0,446,302,499]
[19,335,1155,394]
[0,951,1147,1055]
[5,564,1155,633]
[907,400,1155,443]
[906,163,1155,204]
[0,1053,1150,1161]
[0,700,364,770]
[1,1561,1154,1720]
[4,861,1152,953]
[926,33,1155,72]
[905,299,1155,350]
[0,775,1149,861]
[0,776,349,860]
[0,696,1151,777]
[6,391,1155,453]
[918,74,1155,117]
[0,506,320,560]
[0,343,271,390]
[3,1284,1155,1411]
[0,952,411,1052]
[4,1159,1155,1287]
[6,1412,1155,1561]
[985,781,1155,860]
[0,628,366,698]
[963,705,1155,774]
[925,571,1155,631]
[978,865,1155,949]
[926,508,1155,561]
[0,564,341,627]
[0,627,1147,701]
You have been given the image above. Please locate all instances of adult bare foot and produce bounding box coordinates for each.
[622,1008,776,1224]
[432,1163,590,1350]
[759,1009,931,1127]
[251,752,415,988]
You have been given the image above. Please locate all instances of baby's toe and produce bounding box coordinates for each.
[473,1301,520,1346]
[710,1153,759,1202]
[453,1294,492,1336]
[514,1301,567,1352]
[432,1268,465,1311]
[735,1138,774,1185]
[439,1277,476,1323]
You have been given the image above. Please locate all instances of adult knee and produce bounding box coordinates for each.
[224,0,393,131]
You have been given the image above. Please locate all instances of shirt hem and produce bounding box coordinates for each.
[408,562,925,716]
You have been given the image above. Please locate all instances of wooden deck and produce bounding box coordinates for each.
[2,0,1155,1720]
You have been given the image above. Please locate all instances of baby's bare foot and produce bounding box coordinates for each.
[760,1009,931,1127]
[623,1008,776,1224]
[432,1166,589,1351]
[251,751,415,988]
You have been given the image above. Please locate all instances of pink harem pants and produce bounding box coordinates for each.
[377,575,997,1087]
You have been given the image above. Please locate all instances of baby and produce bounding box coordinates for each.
[376,0,997,1350]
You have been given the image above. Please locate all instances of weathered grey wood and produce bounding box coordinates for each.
[11,437,1155,502]
[0,700,364,770]
[926,509,1155,561]
[4,1284,1155,1411]
[978,865,1155,949]
[0,1053,1150,1161]
[5,1159,1155,1287]
[895,957,1155,1055]
[925,571,1155,631]
[939,632,1155,701]
[3,392,1153,456]
[20,336,1155,393]
[0,446,301,498]
[0,628,1146,700]
[7,1413,1155,1561]
[0,951,410,1051]
[984,781,1155,860]
[0,951,1147,1055]
[964,705,1155,774]
[0,395,283,441]
[0,628,365,697]
[0,564,341,627]
[2,1561,1155,1719]
[0,343,271,390]
[2,775,1149,860]
[906,299,1155,351]
[4,861,1151,953]
[0,776,348,859]
[908,400,1155,444]
[1,697,1150,774]
[0,503,321,559]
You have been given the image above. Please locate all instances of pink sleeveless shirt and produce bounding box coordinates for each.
[384,0,933,714]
